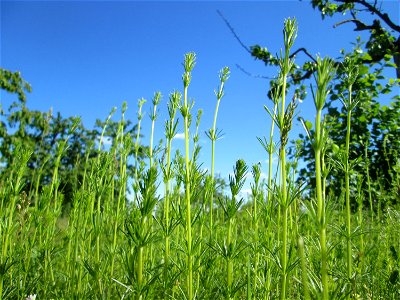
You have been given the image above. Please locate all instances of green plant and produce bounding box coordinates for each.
[311,56,336,299]
[206,66,230,238]
[180,52,196,300]
[1,39,399,300]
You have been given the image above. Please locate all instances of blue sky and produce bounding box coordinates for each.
[1,0,398,193]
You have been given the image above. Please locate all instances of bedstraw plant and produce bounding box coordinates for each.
[311,56,336,299]
[1,18,399,300]
[206,66,230,238]
[180,52,196,300]
[262,18,298,300]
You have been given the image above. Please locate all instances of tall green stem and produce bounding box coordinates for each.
[278,18,297,300]
[227,218,233,294]
[315,109,329,300]
[251,164,261,297]
[163,92,180,290]
[181,52,196,300]
[208,67,230,237]
[209,67,229,237]
[149,92,161,168]
[313,56,335,300]
[279,92,288,300]
[133,99,146,197]
[341,58,359,292]
[267,103,278,206]
[184,80,193,300]
[345,85,353,283]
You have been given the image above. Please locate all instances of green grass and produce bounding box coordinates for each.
[1,19,400,300]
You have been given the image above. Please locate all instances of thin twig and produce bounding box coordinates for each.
[216,10,252,54]
[290,48,317,63]
[236,64,271,79]
[335,0,400,32]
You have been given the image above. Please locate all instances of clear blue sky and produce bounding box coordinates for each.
[1,0,398,193]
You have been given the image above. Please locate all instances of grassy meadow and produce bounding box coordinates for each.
[1,19,399,300]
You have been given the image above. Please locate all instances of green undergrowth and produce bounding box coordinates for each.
[1,19,399,300]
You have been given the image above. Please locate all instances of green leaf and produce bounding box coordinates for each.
[384,54,393,61]
[305,120,313,130]
[358,65,369,75]
[362,53,372,61]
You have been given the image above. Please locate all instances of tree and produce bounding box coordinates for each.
[0,71,96,207]
[0,68,145,209]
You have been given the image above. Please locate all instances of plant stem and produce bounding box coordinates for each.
[314,112,329,299]
[299,237,310,300]
[279,18,294,298]
[345,85,353,284]
[163,92,179,291]
[149,92,161,168]
[209,67,229,238]
[227,217,233,295]
[313,56,335,300]
[181,52,196,300]
[133,98,146,197]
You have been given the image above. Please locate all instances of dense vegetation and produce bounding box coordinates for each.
[1,2,399,299]
[241,0,400,206]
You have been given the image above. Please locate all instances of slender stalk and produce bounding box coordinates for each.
[356,175,365,271]
[208,66,230,237]
[267,102,278,206]
[147,92,161,274]
[341,57,359,292]
[278,18,297,300]
[344,92,352,282]
[313,57,335,300]
[137,245,144,299]
[225,159,247,299]
[227,217,233,293]
[314,109,329,299]
[341,58,358,297]
[299,237,310,300]
[251,164,261,297]
[191,109,204,294]
[149,92,161,168]
[163,91,180,291]
[181,52,196,300]
[258,69,280,300]
[364,141,374,220]
[184,79,193,300]
[111,103,128,278]
[133,98,146,197]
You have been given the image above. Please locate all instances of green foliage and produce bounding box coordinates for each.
[0,68,31,103]
[0,68,145,210]
[311,1,400,72]
[1,7,400,298]
[297,42,400,207]
[249,1,399,207]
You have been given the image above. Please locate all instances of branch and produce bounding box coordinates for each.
[235,64,271,79]
[336,0,400,32]
[355,0,400,32]
[216,10,251,54]
[334,18,377,31]
[290,47,318,63]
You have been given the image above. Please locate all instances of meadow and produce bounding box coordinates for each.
[1,19,399,300]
